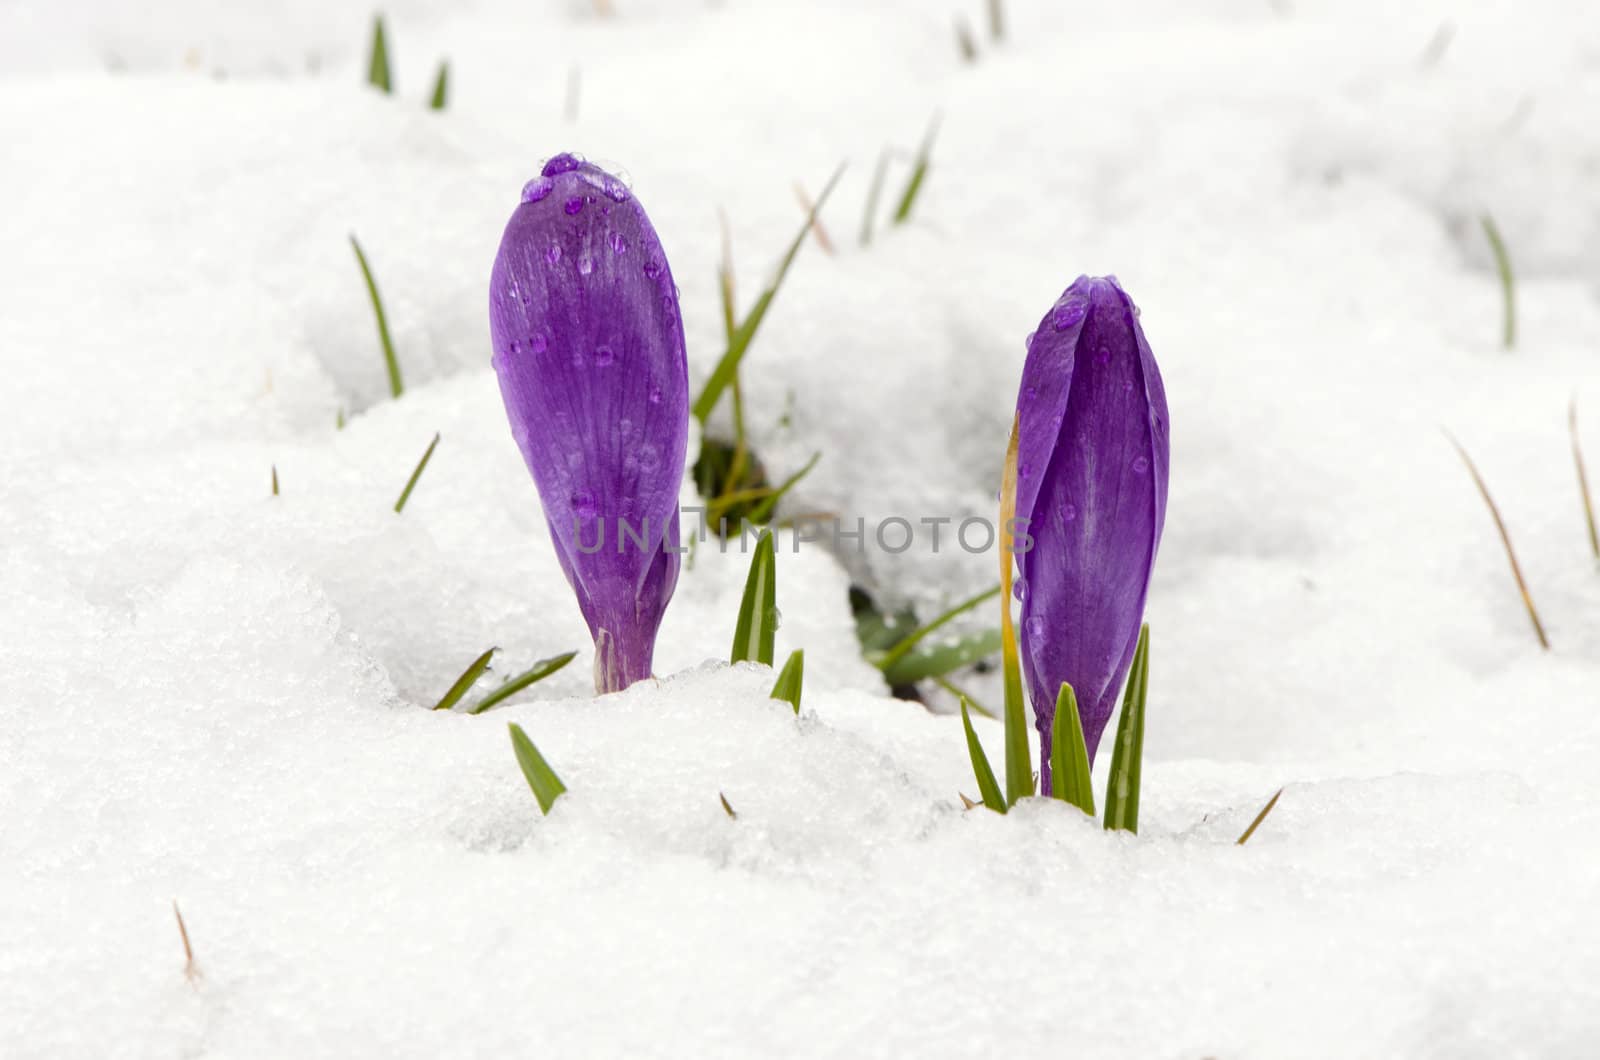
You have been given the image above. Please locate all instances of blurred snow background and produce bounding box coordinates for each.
[2,0,1599,1055]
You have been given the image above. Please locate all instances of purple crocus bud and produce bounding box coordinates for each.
[1014,275,1169,793]
[489,154,688,694]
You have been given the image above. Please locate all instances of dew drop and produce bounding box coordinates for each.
[542,153,581,177]
[564,196,585,216]
[637,443,659,471]
[545,243,562,265]
[521,176,554,204]
[1094,345,1111,366]
[1132,456,1150,474]
[1018,461,1031,479]
[1063,503,1077,522]
[1025,385,1038,400]
[768,606,783,630]
[643,259,662,279]
[530,333,548,353]
[571,489,597,518]
[602,176,629,202]
[609,232,627,255]
[577,257,594,276]
[1052,301,1087,331]
[1024,331,1035,350]
[1025,616,1045,638]
[647,385,663,405]
[507,340,520,354]
[595,345,615,367]
[1012,578,1028,601]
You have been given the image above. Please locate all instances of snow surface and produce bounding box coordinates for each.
[4,0,1600,1056]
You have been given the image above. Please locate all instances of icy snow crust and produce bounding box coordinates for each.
[3,0,1600,1056]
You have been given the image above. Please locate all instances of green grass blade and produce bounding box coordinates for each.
[1103,624,1150,832]
[350,234,403,398]
[507,722,565,814]
[872,584,1001,676]
[746,451,821,525]
[1236,788,1284,845]
[1481,213,1515,349]
[933,675,995,718]
[1049,683,1095,816]
[691,163,846,425]
[892,114,940,225]
[987,0,1005,40]
[429,60,448,110]
[960,699,1006,813]
[770,649,804,713]
[367,15,392,94]
[467,651,578,714]
[880,628,1002,686]
[730,529,777,666]
[270,465,279,496]
[1571,399,1599,560]
[394,432,440,513]
[860,146,891,247]
[432,647,496,711]
[998,414,1032,805]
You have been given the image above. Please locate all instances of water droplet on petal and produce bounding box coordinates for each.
[1012,578,1028,601]
[643,259,662,279]
[542,153,581,177]
[1018,461,1031,479]
[595,345,615,367]
[1053,301,1087,331]
[637,444,659,471]
[1063,503,1077,522]
[530,333,548,353]
[609,232,627,255]
[578,257,594,276]
[564,197,584,216]
[1025,385,1038,400]
[521,176,554,203]
[1025,616,1045,638]
[602,176,629,202]
[647,385,663,405]
[1132,456,1150,474]
[571,489,597,518]
[1094,345,1111,365]
[545,243,562,265]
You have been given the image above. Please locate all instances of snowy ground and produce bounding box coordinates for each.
[4,0,1600,1056]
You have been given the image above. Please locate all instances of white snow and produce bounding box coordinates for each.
[4,0,1600,1055]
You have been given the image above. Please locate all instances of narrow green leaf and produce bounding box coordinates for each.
[730,529,777,666]
[335,407,346,430]
[691,163,846,425]
[770,649,804,713]
[428,60,448,110]
[892,114,940,225]
[393,431,440,513]
[719,792,737,818]
[960,699,1006,813]
[507,723,565,815]
[932,675,995,719]
[872,584,1001,676]
[1573,400,1600,560]
[468,651,578,714]
[1481,213,1515,349]
[350,234,403,398]
[987,0,1005,40]
[880,628,1002,686]
[859,146,891,247]
[998,414,1032,806]
[367,15,392,94]
[1049,683,1095,816]
[746,451,821,525]
[954,16,978,63]
[1236,788,1284,845]
[1103,624,1150,832]
[431,647,496,711]
[270,465,279,496]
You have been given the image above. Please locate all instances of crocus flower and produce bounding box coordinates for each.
[489,154,688,693]
[1014,275,1168,793]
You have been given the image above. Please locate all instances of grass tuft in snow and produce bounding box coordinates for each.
[960,698,1006,813]
[350,234,403,398]
[746,451,821,524]
[770,649,804,713]
[1102,625,1149,832]
[892,115,940,226]
[508,723,566,815]
[1048,683,1094,816]
[393,432,440,513]
[1571,400,1599,560]
[997,413,1033,805]
[691,163,846,425]
[467,651,578,714]
[429,61,448,110]
[172,900,200,985]
[859,146,891,247]
[367,15,392,94]
[1445,432,1550,649]
[731,529,778,666]
[871,584,1000,682]
[719,792,737,819]
[431,647,496,711]
[1236,788,1283,845]
[1480,214,1516,350]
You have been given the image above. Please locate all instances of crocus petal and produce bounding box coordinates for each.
[489,154,688,693]
[1015,276,1168,788]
